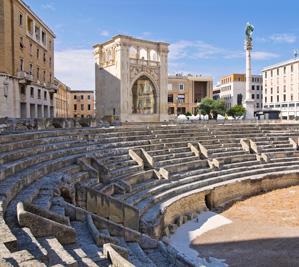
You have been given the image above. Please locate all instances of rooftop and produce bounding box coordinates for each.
[262,57,299,71]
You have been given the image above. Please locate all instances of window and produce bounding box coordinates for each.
[35,26,40,41]
[251,94,255,99]
[252,85,255,90]
[265,72,267,79]
[43,70,46,81]
[19,13,23,26]
[256,103,259,108]
[41,31,46,46]
[265,97,267,103]
[178,94,185,103]
[271,70,273,77]
[74,95,77,100]
[37,67,39,80]
[256,85,260,90]
[88,104,91,111]
[20,59,24,71]
[44,91,47,100]
[283,85,286,93]
[38,89,41,99]
[87,95,91,100]
[27,17,33,35]
[49,40,52,50]
[43,52,46,63]
[50,73,52,82]
[74,104,77,111]
[277,86,279,93]
[20,37,24,49]
[81,95,84,100]
[81,104,84,111]
[270,88,273,94]
[257,94,260,99]
[291,64,294,72]
[29,43,33,55]
[49,57,52,67]
[284,66,286,74]
[168,94,173,103]
[277,69,279,76]
[29,64,33,75]
[168,107,175,115]
[179,83,184,90]
[270,96,273,102]
[277,95,279,102]
[291,94,294,101]
[283,94,286,101]
[30,87,34,98]
[237,94,243,105]
[37,48,39,59]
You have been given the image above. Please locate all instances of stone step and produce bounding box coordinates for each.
[141,164,299,223]
[0,140,85,164]
[144,247,175,267]
[39,237,78,267]
[127,242,156,267]
[32,189,53,210]
[135,160,299,212]
[153,151,194,162]
[148,147,190,156]
[156,155,200,168]
[0,145,92,181]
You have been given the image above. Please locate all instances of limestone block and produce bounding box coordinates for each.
[17,202,76,245]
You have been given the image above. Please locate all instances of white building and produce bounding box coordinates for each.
[262,58,299,120]
[93,35,169,123]
[219,73,263,110]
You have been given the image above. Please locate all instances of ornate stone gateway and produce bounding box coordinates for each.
[94,35,169,122]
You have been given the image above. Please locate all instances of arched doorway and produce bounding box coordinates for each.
[132,75,157,114]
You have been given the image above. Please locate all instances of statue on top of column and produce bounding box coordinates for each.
[245,22,254,43]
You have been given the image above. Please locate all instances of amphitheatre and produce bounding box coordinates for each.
[1,118,299,266]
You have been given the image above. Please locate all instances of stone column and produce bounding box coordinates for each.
[244,38,255,119]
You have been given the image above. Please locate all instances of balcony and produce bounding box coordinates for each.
[45,82,58,93]
[129,58,159,67]
[17,71,33,84]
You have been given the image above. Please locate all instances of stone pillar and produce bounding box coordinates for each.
[244,38,255,119]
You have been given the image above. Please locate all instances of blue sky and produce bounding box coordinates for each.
[25,0,299,90]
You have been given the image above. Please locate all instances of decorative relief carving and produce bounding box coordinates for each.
[129,64,160,84]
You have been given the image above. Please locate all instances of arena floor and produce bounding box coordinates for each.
[192,186,299,267]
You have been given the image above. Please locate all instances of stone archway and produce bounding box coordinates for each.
[131,75,157,114]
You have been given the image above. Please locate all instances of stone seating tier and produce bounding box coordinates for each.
[1,123,299,266]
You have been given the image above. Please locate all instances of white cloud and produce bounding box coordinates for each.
[270,33,297,44]
[100,30,109,37]
[41,4,55,11]
[55,49,94,91]
[169,40,280,62]
[252,51,280,60]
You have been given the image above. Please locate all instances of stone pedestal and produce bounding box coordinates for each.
[244,100,255,119]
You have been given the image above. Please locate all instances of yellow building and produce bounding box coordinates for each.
[167,74,213,115]
[53,78,70,118]
[0,0,56,118]
[68,90,95,118]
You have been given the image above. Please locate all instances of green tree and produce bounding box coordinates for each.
[197,98,214,119]
[211,99,226,119]
[197,98,227,119]
[227,105,246,119]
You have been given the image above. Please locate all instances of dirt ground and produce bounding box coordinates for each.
[191,186,299,267]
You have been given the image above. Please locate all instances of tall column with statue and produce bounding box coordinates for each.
[244,22,255,119]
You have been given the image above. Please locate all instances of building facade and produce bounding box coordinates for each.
[94,35,169,122]
[219,73,263,110]
[53,78,70,118]
[68,90,95,118]
[263,58,299,120]
[0,0,56,118]
[167,74,213,115]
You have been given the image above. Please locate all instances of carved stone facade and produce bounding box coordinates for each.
[94,35,169,122]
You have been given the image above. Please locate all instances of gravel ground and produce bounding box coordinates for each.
[191,186,299,267]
